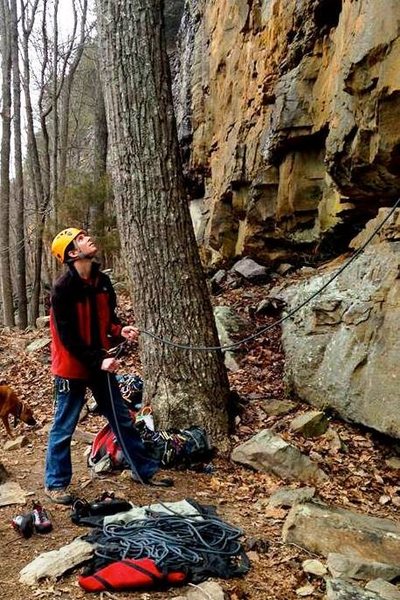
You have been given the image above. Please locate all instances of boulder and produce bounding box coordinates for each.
[385,457,400,470]
[326,578,383,599]
[260,399,298,416]
[282,503,400,567]
[0,481,27,506]
[290,411,329,438]
[231,429,327,483]
[269,486,316,508]
[19,538,94,585]
[210,269,227,293]
[296,584,315,597]
[4,435,29,451]
[35,316,50,329]
[327,553,400,581]
[365,579,400,600]
[302,559,327,576]
[213,305,251,371]
[26,338,51,352]
[255,297,285,315]
[231,257,268,282]
[171,581,225,600]
[277,263,293,276]
[280,210,400,438]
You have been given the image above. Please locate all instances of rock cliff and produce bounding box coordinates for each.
[278,208,400,437]
[174,0,400,266]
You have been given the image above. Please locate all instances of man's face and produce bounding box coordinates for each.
[74,232,98,258]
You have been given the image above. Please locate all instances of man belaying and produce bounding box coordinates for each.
[44,227,171,505]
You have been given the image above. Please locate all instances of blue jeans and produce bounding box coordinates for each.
[45,372,159,490]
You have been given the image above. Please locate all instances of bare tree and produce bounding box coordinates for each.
[10,0,28,328]
[20,0,89,323]
[58,0,89,196]
[96,0,230,440]
[20,0,46,323]
[0,0,15,326]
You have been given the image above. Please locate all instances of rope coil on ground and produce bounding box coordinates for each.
[91,513,246,574]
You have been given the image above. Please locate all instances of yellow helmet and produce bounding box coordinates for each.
[51,228,84,263]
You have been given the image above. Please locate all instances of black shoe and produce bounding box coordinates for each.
[72,493,132,519]
[89,496,132,515]
[11,513,35,538]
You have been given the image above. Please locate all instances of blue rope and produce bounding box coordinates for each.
[93,512,246,573]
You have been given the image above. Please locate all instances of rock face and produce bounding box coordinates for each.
[280,209,400,437]
[174,0,400,265]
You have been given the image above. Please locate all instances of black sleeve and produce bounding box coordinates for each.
[51,285,105,372]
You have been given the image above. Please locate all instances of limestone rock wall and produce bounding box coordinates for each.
[174,0,400,265]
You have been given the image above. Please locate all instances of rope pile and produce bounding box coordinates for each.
[85,511,250,580]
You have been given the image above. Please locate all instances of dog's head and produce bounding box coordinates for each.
[14,402,36,427]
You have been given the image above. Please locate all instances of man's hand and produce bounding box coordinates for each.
[101,357,119,372]
[121,325,139,342]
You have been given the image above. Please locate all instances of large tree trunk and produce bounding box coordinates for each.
[0,0,15,327]
[10,0,28,329]
[96,0,230,440]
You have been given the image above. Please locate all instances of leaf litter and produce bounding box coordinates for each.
[0,280,399,599]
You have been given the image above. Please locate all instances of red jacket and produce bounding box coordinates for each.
[50,263,123,379]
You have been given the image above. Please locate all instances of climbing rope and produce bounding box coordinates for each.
[118,199,400,352]
[90,511,249,577]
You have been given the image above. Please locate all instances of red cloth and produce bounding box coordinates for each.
[78,557,186,592]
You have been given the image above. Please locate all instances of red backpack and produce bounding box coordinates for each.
[88,424,128,473]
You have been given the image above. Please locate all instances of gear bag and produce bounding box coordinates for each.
[88,422,213,473]
[136,422,213,469]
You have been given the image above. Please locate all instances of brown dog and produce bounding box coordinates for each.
[0,385,36,438]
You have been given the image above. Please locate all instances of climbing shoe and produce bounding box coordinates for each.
[31,502,52,533]
[11,512,35,538]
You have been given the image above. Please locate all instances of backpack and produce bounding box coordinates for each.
[136,423,213,469]
[88,423,128,473]
[88,422,213,474]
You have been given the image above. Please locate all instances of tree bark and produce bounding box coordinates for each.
[10,0,28,329]
[0,0,15,326]
[20,0,46,324]
[96,0,230,440]
[51,0,59,230]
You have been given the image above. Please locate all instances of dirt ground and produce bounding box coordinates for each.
[1,281,400,600]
